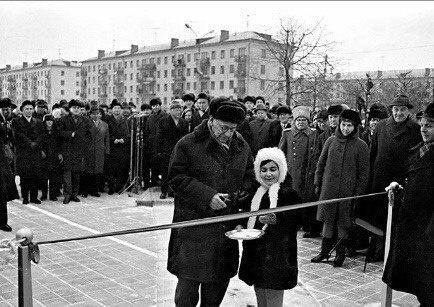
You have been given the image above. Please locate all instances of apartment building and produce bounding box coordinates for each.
[0,59,81,107]
[81,30,286,109]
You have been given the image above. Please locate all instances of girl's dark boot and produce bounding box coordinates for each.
[311,237,333,263]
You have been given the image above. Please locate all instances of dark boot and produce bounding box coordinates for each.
[333,239,346,267]
[311,237,333,263]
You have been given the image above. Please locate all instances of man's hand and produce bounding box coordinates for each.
[209,193,227,210]
[259,213,276,225]
[236,190,249,202]
[58,154,63,163]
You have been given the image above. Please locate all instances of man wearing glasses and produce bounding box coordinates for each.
[167,96,256,306]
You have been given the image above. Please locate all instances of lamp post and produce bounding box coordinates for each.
[185,24,214,91]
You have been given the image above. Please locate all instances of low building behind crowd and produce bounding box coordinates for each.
[0,59,81,108]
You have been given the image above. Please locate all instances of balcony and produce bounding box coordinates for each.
[98,77,108,85]
[80,92,87,99]
[173,59,186,68]
[235,69,247,78]
[98,68,108,75]
[115,67,124,75]
[114,91,124,98]
[100,92,108,98]
[235,55,248,63]
[81,69,88,77]
[7,76,16,83]
[22,83,29,90]
[137,75,156,83]
[234,87,246,95]
[22,76,28,82]
[173,75,186,82]
[137,85,156,96]
[194,68,210,80]
[173,88,185,97]
[113,77,124,85]
[8,84,16,91]
[138,63,157,71]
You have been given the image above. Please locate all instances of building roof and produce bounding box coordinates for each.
[330,68,434,80]
[81,30,272,63]
[0,59,81,73]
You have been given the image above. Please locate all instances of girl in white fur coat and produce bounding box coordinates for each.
[238,147,302,307]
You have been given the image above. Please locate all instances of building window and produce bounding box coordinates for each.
[229,65,234,73]
[136,60,140,67]
[278,82,284,91]
[194,53,199,61]
[239,48,246,56]
[157,57,161,65]
[93,66,95,72]
[88,66,91,72]
[171,55,175,63]
[211,66,216,75]
[130,85,133,93]
[260,80,265,90]
[150,58,155,64]
[230,49,235,58]
[61,71,65,76]
[220,81,224,90]
[220,50,225,59]
[220,66,225,74]
[76,81,79,86]
[93,88,96,94]
[187,68,191,77]
[157,84,160,91]
[98,88,100,95]
[262,49,266,58]
[60,80,65,86]
[130,73,133,81]
[61,89,65,95]
[88,88,91,94]
[171,70,175,77]
[171,83,175,91]
[229,80,234,89]
[211,81,215,90]
[92,76,96,84]
[76,72,80,77]
[187,82,190,90]
[201,52,208,59]
[124,62,127,68]
[164,84,167,91]
[109,87,111,93]
[157,71,161,78]
[261,65,266,74]
[211,51,216,60]
[187,54,191,62]
[164,57,168,64]
[279,67,284,77]
[164,70,168,78]
[193,82,197,90]
[130,61,133,68]
[108,63,111,70]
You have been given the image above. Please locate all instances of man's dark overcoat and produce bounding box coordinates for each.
[155,115,188,167]
[249,118,271,157]
[85,120,110,174]
[0,124,18,204]
[166,120,256,283]
[144,110,167,162]
[366,116,422,228]
[382,144,434,305]
[106,115,130,172]
[57,114,93,171]
[11,116,44,177]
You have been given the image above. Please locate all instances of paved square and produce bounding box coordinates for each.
[0,188,420,306]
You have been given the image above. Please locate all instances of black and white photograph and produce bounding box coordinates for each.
[0,1,433,306]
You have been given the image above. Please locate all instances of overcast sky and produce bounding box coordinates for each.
[1,1,434,73]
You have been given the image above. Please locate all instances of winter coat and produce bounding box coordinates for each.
[57,114,93,171]
[167,119,256,283]
[155,115,188,167]
[0,124,18,204]
[382,144,434,303]
[360,129,373,147]
[191,109,209,128]
[314,126,335,160]
[40,128,61,176]
[249,118,272,157]
[85,120,110,174]
[366,116,422,227]
[269,121,290,148]
[238,176,302,290]
[315,129,370,227]
[11,116,44,177]
[106,115,130,172]
[236,118,254,149]
[144,110,166,162]
[279,127,319,202]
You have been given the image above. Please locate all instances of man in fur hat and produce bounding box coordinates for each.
[365,94,422,261]
[360,104,388,146]
[167,97,256,306]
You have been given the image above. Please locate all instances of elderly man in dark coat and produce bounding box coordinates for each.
[144,98,166,187]
[106,100,130,194]
[167,97,256,306]
[0,100,19,231]
[12,100,44,204]
[155,100,188,199]
[365,94,422,261]
[249,102,272,157]
[82,106,110,197]
[382,103,434,307]
[57,99,93,204]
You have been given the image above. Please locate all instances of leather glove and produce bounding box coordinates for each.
[259,213,276,225]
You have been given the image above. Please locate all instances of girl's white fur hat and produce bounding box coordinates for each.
[254,147,288,186]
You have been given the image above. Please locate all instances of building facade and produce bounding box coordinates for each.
[0,59,81,107]
[81,30,287,109]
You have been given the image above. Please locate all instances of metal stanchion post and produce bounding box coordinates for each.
[381,182,401,307]
[16,228,39,307]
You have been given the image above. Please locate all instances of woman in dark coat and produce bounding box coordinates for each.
[239,147,302,307]
[312,110,370,267]
[106,102,130,194]
[382,104,434,307]
[12,100,44,204]
[40,115,62,201]
[0,113,19,231]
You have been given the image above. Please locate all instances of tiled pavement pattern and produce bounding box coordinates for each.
[0,187,420,306]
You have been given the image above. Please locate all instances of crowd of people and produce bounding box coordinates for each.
[0,92,432,306]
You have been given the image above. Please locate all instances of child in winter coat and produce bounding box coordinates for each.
[312,109,369,267]
[238,147,302,307]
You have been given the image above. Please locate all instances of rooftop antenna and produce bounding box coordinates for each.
[150,27,160,43]
[112,39,116,51]
[246,14,250,29]
[58,48,62,59]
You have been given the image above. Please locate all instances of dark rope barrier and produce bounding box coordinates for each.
[36,191,387,246]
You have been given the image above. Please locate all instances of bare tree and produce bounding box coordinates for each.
[264,18,337,107]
